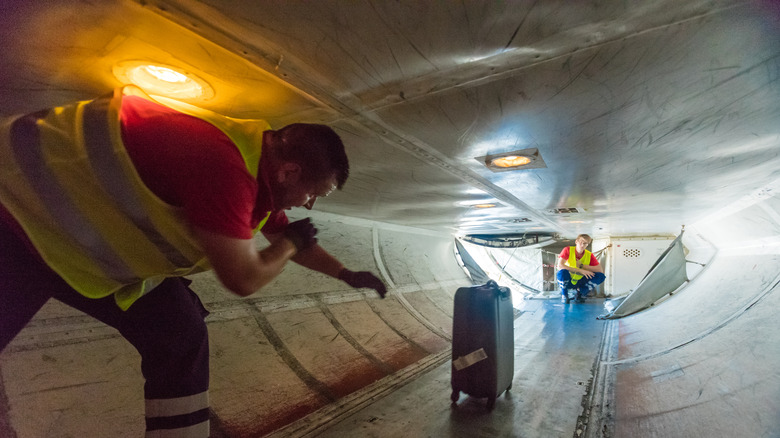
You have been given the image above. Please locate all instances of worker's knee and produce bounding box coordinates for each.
[120,277,210,365]
[130,285,210,398]
[590,272,606,285]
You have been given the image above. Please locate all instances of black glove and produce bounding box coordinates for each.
[338,269,387,298]
[283,218,318,251]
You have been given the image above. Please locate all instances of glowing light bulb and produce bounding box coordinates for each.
[113,61,213,100]
[490,155,532,168]
[143,65,189,83]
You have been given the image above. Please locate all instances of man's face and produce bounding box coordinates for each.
[273,164,338,210]
[575,237,590,253]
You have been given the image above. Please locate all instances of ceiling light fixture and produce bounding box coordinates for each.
[490,155,532,168]
[476,147,546,172]
[473,203,497,209]
[113,61,214,100]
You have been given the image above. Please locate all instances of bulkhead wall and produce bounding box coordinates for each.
[0,212,470,437]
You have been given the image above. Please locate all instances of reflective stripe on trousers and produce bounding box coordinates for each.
[146,391,210,438]
[0,221,213,436]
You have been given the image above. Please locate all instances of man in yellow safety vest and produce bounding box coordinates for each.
[556,234,605,303]
[0,87,386,437]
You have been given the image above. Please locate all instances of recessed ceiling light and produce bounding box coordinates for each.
[476,147,546,172]
[143,65,190,83]
[490,155,532,168]
[473,203,497,208]
[113,61,214,100]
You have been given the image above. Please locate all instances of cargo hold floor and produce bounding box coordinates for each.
[314,298,608,438]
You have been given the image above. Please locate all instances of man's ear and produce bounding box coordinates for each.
[277,162,302,183]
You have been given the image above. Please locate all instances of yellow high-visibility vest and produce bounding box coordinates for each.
[566,247,592,285]
[0,86,271,310]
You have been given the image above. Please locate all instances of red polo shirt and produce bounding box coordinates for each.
[119,95,287,239]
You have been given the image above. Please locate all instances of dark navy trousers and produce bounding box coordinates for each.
[556,269,606,298]
[0,220,211,436]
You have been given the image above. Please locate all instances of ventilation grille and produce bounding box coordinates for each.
[622,248,642,258]
[549,208,579,214]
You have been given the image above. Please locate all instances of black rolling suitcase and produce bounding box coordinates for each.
[450,280,514,410]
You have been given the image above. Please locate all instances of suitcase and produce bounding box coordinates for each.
[450,280,514,410]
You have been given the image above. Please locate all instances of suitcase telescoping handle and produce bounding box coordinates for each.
[484,280,511,300]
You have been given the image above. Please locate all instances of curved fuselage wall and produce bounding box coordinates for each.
[604,187,780,437]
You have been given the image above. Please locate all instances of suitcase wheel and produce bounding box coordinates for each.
[450,390,460,405]
[486,396,496,410]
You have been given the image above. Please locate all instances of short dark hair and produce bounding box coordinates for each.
[272,123,349,189]
[576,234,592,243]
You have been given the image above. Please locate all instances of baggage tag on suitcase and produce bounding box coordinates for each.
[452,347,488,371]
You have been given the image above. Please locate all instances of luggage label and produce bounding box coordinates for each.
[453,347,488,371]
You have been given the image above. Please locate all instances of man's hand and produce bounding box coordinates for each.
[338,269,387,298]
[283,218,318,252]
[580,269,595,279]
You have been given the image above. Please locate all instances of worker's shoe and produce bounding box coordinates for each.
[561,293,570,304]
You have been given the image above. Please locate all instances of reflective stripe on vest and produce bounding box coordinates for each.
[566,247,592,285]
[0,86,271,310]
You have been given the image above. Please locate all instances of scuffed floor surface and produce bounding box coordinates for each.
[308,299,607,438]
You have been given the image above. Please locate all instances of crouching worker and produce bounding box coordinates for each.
[0,86,386,437]
[556,234,605,303]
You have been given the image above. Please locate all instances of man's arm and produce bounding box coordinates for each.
[263,231,342,274]
[583,261,604,274]
[192,217,317,297]
[292,242,345,277]
[557,256,600,279]
[263,231,387,297]
[193,227,297,297]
